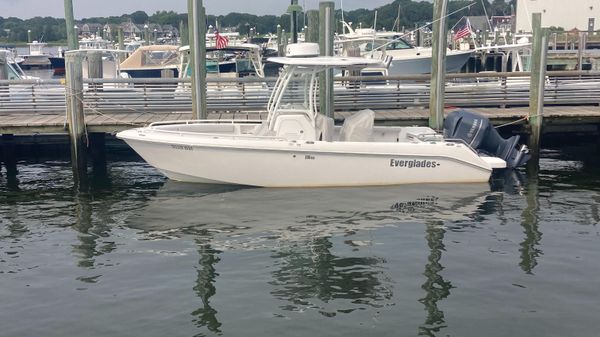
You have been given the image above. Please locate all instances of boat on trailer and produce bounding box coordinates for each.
[117,43,529,187]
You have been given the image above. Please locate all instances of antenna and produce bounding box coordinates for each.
[480,0,493,32]
[373,10,378,30]
[394,4,401,32]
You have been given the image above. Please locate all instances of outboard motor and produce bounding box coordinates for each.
[443,109,530,168]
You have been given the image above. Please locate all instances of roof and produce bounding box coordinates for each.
[267,56,382,67]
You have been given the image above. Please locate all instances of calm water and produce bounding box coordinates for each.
[1,143,599,337]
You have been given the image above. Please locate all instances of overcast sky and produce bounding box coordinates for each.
[0,0,395,19]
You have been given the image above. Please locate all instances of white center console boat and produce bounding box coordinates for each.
[117,43,528,187]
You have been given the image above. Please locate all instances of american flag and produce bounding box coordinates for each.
[215,30,229,49]
[453,18,472,41]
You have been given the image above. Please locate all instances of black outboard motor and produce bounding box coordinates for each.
[443,109,530,168]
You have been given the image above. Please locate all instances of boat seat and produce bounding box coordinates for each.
[315,114,334,142]
[272,114,316,140]
[339,109,375,142]
[252,122,275,136]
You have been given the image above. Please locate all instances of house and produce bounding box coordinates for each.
[120,22,141,40]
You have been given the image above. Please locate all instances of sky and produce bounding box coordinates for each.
[0,0,396,19]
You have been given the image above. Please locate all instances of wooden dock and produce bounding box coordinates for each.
[1,106,599,135]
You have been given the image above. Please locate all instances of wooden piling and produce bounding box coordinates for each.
[528,13,549,164]
[89,132,107,179]
[188,0,207,119]
[306,10,319,43]
[117,28,125,62]
[577,33,587,71]
[0,51,7,80]
[289,0,301,43]
[117,27,125,48]
[277,25,283,56]
[64,51,88,184]
[63,0,78,50]
[87,51,103,91]
[0,134,18,189]
[319,1,335,119]
[429,0,448,131]
[282,30,288,54]
[180,20,189,46]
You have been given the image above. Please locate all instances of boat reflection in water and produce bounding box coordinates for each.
[130,182,493,243]
[129,182,495,334]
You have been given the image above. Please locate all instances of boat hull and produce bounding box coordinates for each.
[20,55,51,69]
[119,131,493,187]
[387,51,472,75]
[48,56,65,75]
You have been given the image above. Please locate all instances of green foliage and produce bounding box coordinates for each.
[129,11,149,24]
[0,0,515,43]
[150,11,181,26]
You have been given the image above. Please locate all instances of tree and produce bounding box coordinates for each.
[150,10,180,27]
[129,11,149,24]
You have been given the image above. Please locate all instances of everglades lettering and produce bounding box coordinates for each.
[171,144,193,151]
[389,159,440,168]
[391,196,439,213]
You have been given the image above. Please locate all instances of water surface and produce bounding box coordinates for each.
[1,144,599,337]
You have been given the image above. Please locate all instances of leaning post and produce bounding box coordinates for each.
[306,10,319,43]
[319,1,335,119]
[188,0,207,119]
[64,0,78,50]
[64,51,88,185]
[528,13,548,164]
[429,0,448,130]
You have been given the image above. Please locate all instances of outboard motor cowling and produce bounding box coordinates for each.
[443,109,530,168]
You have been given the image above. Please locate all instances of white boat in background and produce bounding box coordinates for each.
[337,24,473,75]
[0,50,38,80]
[117,43,528,187]
[119,45,181,78]
[179,42,266,79]
[19,41,51,69]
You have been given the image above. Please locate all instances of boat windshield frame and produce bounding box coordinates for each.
[266,65,324,130]
[265,56,381,130]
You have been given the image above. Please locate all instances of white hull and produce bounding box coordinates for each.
[387,50,473,75]
[120,129,493,187]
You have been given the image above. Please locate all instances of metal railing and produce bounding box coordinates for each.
[1,71,600,116]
